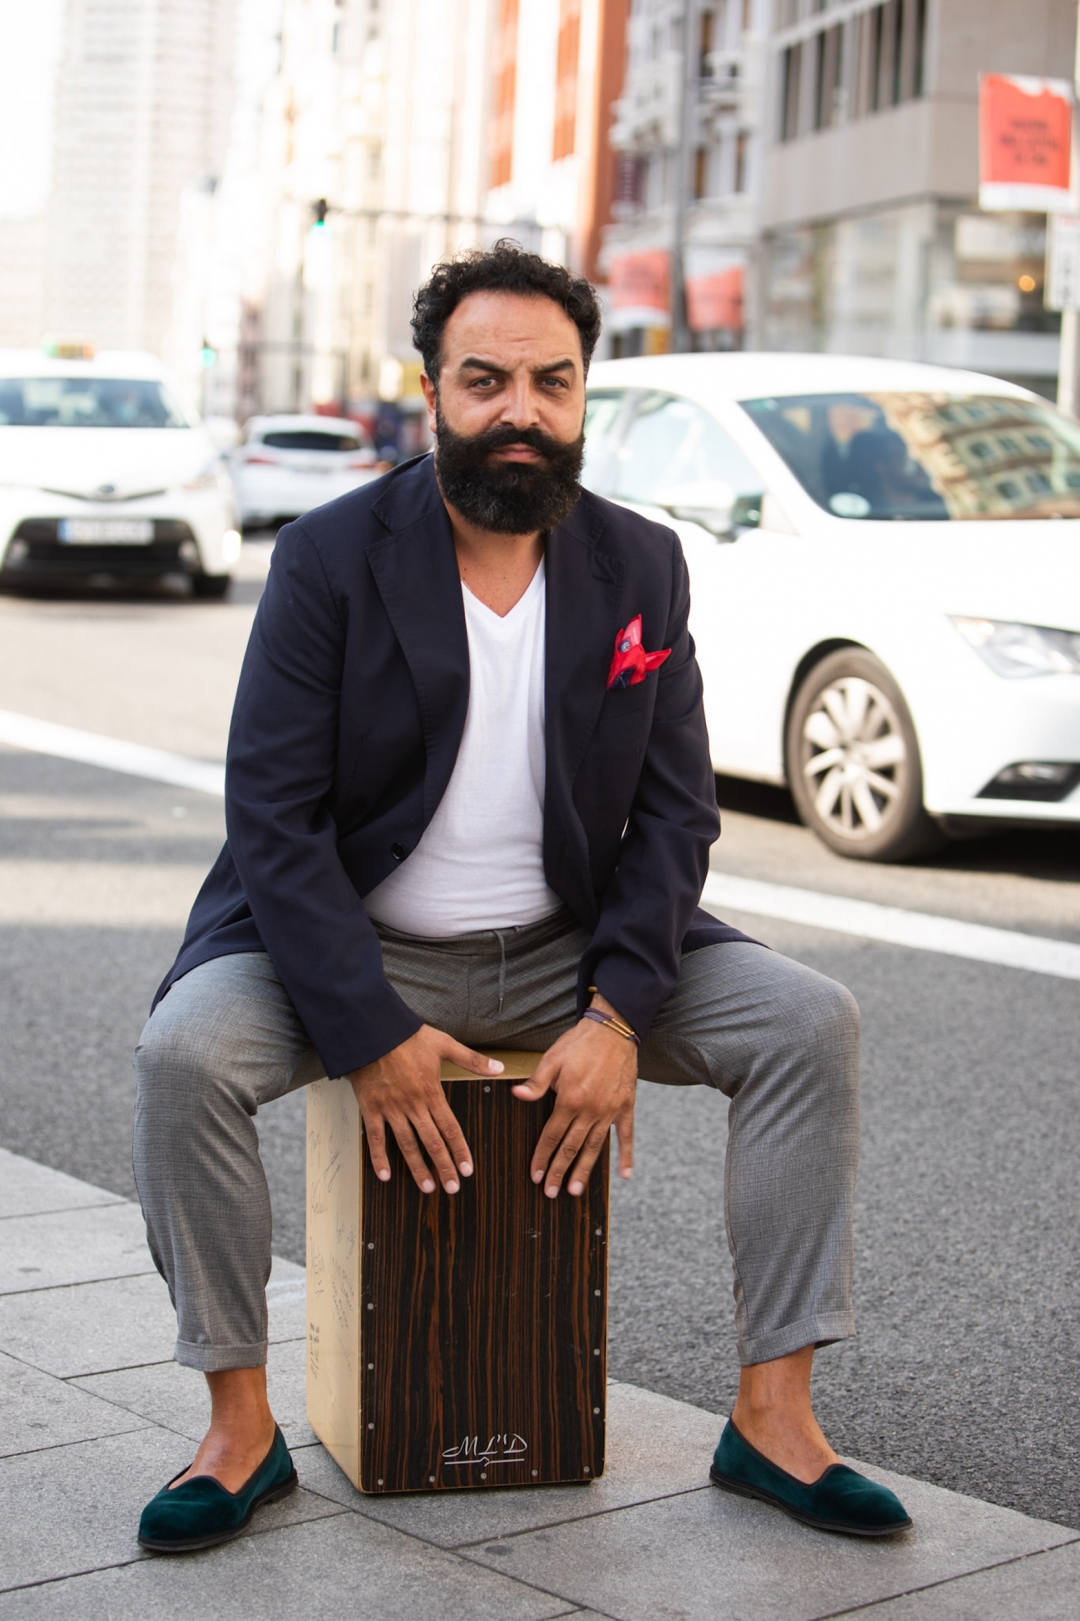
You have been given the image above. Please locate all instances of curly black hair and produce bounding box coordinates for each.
[411,239,603,385]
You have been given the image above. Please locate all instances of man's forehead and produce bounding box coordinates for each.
[442,291,582,366]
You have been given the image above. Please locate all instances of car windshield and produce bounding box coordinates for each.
[260,430,364,452]
[0,376,189,428]
[741,391,1080,521]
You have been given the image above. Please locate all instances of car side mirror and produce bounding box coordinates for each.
[664,479,736,538]
[664,481,762,540]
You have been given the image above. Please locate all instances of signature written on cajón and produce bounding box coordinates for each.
[442,1433,528,1466]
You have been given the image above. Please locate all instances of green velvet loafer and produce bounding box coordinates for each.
[138,1426,298,1552]
[710,1419,912,1537]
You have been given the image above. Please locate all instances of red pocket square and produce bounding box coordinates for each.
[606,614,671,689]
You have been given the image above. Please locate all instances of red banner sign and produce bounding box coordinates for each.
[686,266,744,332]
[979,73,1073,212]
[608,250,671,315]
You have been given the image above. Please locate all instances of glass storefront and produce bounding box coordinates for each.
[762,201,1061,395]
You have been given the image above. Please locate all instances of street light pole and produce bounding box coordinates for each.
[1057,1,1080,416]
[671,0,697,354]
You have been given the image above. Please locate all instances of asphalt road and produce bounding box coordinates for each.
[1,548,1078,1531]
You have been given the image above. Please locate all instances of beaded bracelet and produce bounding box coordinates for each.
[582,1007,641,1047]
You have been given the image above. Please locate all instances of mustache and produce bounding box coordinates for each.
[451,421,572,460]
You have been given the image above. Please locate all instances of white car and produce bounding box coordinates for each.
[0,349,241,598]
[584,353,1080,860]
[231,414,377,529]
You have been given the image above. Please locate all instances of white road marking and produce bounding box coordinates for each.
[0,709,225,798]
[2,707,1076,981]
[702,872,1080,982]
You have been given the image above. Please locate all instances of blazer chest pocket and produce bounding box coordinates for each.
[599,683,655,721]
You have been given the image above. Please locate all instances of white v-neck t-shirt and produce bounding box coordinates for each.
[363,560,562,937]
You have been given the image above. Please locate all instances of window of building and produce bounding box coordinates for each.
[490,0,519,188]
[693,145,709,200]
[735,130,749,192]
[699,6,714,77]
[552,0,581,163]
[781,42,801,141]
[814,23,843,130]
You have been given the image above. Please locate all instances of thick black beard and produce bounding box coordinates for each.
[434,407,585,535]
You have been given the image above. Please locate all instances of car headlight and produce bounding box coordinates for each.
[184,459,229,492]
[951,616,1080,677]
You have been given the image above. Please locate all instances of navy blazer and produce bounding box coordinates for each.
[157,455,749,1078]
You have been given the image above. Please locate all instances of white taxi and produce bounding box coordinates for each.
[0,348,241,598]
[585,353,1080,860]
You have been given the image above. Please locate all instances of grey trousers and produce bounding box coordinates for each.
[133,909,860,1373]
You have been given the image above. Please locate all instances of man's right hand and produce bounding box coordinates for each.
[348,1027,503,1194]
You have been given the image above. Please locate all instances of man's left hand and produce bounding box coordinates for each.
[512,996,637,1197]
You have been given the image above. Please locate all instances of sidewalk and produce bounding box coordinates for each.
[1,1145,1076,1621]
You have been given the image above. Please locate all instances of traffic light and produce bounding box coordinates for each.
[200,341,217,368]
[311,198,329,229]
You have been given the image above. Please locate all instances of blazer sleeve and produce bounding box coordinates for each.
[579,537,721,1036]
[224,521,422,1077]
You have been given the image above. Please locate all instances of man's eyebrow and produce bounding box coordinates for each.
[456,356,578,376]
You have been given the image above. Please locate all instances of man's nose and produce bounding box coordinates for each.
[498,376,540,428]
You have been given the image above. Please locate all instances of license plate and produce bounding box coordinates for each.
[59,518,154,544]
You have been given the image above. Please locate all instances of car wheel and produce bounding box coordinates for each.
[785,649,943,862]
[191,573,232,600]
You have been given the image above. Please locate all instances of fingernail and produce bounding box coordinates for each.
[459,1162,473,1176]
[531,1168,544,1183]
[421,1178,435,1193]
[568,1180,583,1196]
[487,1059,504,1073]
[377,1168,391,1182]
[545,1184,558,1198]
[622,1167,633,1179]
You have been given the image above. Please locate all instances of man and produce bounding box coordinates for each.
[133,242,910,1551]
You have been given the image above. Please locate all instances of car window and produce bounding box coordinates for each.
[0,377,188,428]
[611,392,764,514]
[741,391,1080,521]
[260,430,364,452]
[581,391,626,493]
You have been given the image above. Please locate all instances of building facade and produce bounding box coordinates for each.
[41,0,237,368]
[232,0,630,430]
[759,0,1077,395]
[602,0,768,355]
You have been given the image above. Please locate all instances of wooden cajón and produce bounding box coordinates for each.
[305,1051,609,1493]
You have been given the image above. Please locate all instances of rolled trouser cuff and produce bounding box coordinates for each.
[738,1311,855,1368]
[175,1336,269,1372]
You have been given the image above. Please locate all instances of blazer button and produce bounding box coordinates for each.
[391,843,407,861]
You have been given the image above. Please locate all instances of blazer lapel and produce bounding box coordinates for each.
[544,495,625,896]
[366,458,469,822]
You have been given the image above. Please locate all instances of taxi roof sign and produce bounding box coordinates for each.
[42,341,96,361]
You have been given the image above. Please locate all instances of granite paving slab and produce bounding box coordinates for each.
[836,1539,1080,1619]
[0,1274,178,1378]
[0,1425,345,1594]
[0,1511,581,1621]
[459,1462,1078,1621]
[0,1350,148,1459]
[74,1337,316,1450]
[0,1149,123,1221]
[301,1380,718,1545]
[0,1204,155,1295]
[0,1256,305,1380]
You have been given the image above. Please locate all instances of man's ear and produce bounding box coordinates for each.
[419,372,438,436]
